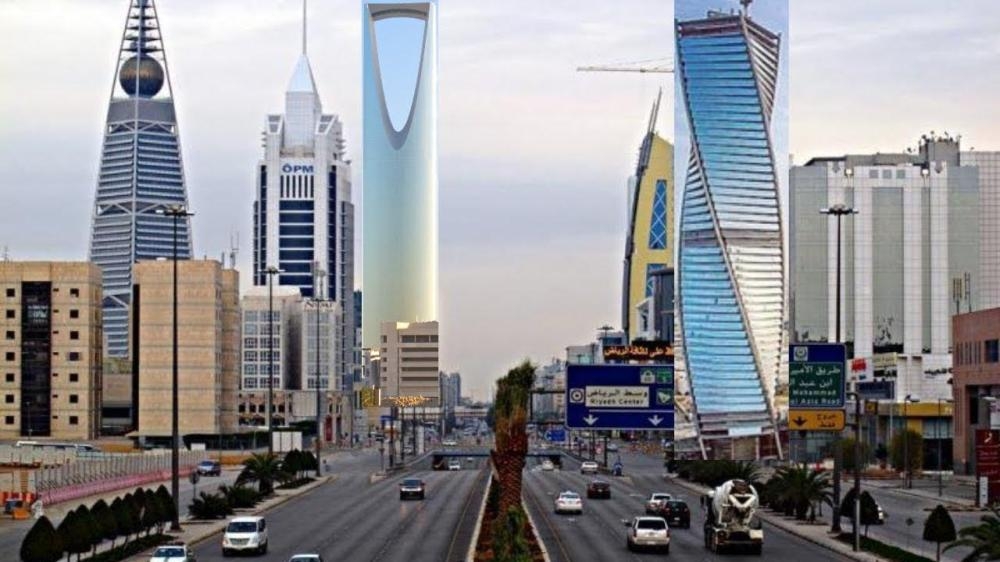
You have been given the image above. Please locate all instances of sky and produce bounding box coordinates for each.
[2,0,1000,402]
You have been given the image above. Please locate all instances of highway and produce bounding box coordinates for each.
[524,451,854,562]
[191,450,489,562]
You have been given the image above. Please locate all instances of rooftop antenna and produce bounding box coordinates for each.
[302,0,308,55]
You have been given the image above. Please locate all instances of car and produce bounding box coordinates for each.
[442,439,457,447]
[842,498,887,525]
[222,516,268,556]
[624,516,670,553]
[399,478,425,500]
[580,461,599,474]
[448,459,462,471]
[659,499,691,528]
[587,479,611,499]
[541,459,555,471]
[606,443,619,452]
[645,492,672,514]
[288,555,324,562]
[150,543,196,562]
[554,491,583,515]
[466,456,475,464]
[197,460,221,477]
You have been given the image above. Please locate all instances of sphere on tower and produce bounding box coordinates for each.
[118,55,164,97]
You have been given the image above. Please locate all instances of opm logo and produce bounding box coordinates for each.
[281,163,314,174]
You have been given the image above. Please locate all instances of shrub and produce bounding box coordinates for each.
[91,499,118,549]
[840,437,872,473]
[189,491,233,520]
[141,489,162,536]
[890,429,924,475]
[75,504,101,557]
[491,506,531,562]
[110,497,132,545]
[155,485,176,528]
[221,484,261,509]
[923,505,956,562]
[20,515,62,562]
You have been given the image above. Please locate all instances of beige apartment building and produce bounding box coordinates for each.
[380,321,440,405]
[0,262,103,440]
[133,260,239,437]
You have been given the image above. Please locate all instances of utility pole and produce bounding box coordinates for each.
[847,392,862,551]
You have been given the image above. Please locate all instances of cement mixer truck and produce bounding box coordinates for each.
[702,479,763,555]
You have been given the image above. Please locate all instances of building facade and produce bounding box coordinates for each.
[0,263,103,440]
[299,299,340,391]
[89,0,193,357]
[252,9,355,397]
[239,286,301,391]
[676,9,785,456]
[952,308,1000,474]
[132,260,239,437]
[790,137,1000,403]
[362,1,438,346]
[379,321,439,404]
[623,93,674,342]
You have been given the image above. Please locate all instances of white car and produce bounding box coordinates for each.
[554,491,583,514]
[442,439,457,447]
[150,544,196,562]
[448,459,462,471]
[222,516,268,556]
[541,459,555,471]
[645,492,673,514]
[580,461,599,474]
[288,556,323,562]
[625,516,670,553]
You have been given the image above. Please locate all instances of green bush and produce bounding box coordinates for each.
[890,429,924,474]
[221,484,262,509]
[155,485,176,527]
[85,533,171,562]
[276,477,315,490]
[836,532,933,562]
[189,491,233,520]
[840,489,881,535]
[923,505,956,562]
[75,504,101,557]
[840,437,872,473]
[20,515,62,562]
[91,499,118,549]
[141,489,162,536]
[676,460,761,487]
[491,506,532,562]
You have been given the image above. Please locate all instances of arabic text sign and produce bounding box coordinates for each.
[975,429,1000,505]
[585,386,649,408]
[788,409,845,431]
[603,342,674,362]
[789,344,846,409]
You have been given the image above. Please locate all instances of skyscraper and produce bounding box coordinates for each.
[362,1,438,346]
[622,92,674,342]
[88,0,192,357]
[253,2,355,393]
[676,6,785,458]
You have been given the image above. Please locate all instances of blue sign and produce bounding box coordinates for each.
[380,415,392,426]
[857,380,895,401]
[544,427,567,442]
[565,364,674,431]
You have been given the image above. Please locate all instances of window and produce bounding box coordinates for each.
[868,169,879,179]
[68,352,81,362]
[987,340,999,363]
[896,169,906,179]
[69,373,78,382]
[69,309,79,319]
[4,395,13,404]
[69,416,79,425]
[70,331,79,340]
[5,289,13,298]
[69,394,78,404]
[5,331,13,340]
[5,373,13,383]
[5,352,13,361]
[5,310,13,319]
[382,335,387,343]
[882,169,892,179]
[648,179,668,249]
[70,288,79,297]
[4,416,12,425]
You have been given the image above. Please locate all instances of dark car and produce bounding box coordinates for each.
[586,479,611,499]
[197,460,221,476]
[656,499,690,528]
[399,478,425,500]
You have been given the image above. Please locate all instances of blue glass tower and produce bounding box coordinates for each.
[676,8,784,456]
[88,0,192,357]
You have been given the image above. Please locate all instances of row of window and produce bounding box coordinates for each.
[5,393,80,404]
[5,309,81,319]
[955,339,1000,366]
[5,330,80,340]
[4,351,85,362]
[5,288,81,298]
[2,373,80,383]
[4,415,79,425]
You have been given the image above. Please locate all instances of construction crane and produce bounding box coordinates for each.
[577,57,673,74]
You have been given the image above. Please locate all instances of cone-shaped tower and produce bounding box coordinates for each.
[88,0,193,357]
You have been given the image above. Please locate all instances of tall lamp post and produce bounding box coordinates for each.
[264,266,282,456]
[903,394,919,489]
[821,201,857,533]
[312,263,326,477]
[161,204,192,531]
[938,398,953,496]
[846,391,863,551]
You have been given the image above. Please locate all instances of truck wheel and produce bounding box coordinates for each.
[752,544,762,556]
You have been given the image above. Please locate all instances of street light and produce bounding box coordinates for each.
[938,398,954,496]
[821,202,857,534]
[263,266,282,456]
[312,262,326,477]
[846,391,863,552]
[159,204,193,531]
[903,394,920,489]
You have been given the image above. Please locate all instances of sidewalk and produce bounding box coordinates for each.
[862,476,982,510]
[665,475,888,562]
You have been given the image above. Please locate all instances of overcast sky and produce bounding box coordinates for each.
[2,0,999,401]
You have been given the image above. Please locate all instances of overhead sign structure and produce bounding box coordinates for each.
[788,409,845,431]
[566,364,674,431]
[789,343,846,409]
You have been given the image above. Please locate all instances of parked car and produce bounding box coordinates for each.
[399,478,426,500]
[586,480,611,499]
[197,460,221,477]
[645,492,672,514]
[580,461,599,474]
[624,516,670,553]
[222,516,268,556]
[554,491,583,515]
[150,543,196,562]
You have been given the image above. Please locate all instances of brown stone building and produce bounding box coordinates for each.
[952,308,1000,474]
[0,262,103,440]
[132,260,239,438]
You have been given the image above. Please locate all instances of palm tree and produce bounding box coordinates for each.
[237,453,288,495]
[945,507,1000,561]
[772,465,832,520]
[490,361,534,515]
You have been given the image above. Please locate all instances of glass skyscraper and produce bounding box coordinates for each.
[88,0,192,357]
[676,7,784,457]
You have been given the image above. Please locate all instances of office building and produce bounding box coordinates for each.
[379,321,439,404]
[239,286,301,391]
[952,307,1000,474]
[623,93,674,342]
[362,1,439,346]
[790,136,1000,402]
[89,0,193,357]
[299,299,340,391]
[253,4,355,396]
[439,371,461,412]
[132,260,239,437]
[676,7,785,457]
[0,263,103,440]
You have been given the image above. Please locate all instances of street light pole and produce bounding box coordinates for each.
[313,263,326,477]
[821,202,857,534]
[903,394,918,489]
[162,205,192,531]
[938,398,953,496]
[264,266,281,456]
[847,391,862,552]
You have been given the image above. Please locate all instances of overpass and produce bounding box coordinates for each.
[429,448,563,469]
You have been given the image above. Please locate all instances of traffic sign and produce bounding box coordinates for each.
[789,343,846,409]
[545,427,567,442]
[788,409,845,431]
[565,364,674,431]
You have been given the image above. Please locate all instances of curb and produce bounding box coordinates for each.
[666,476,887,562]
[465,473,493,562]
[520,498,551,562]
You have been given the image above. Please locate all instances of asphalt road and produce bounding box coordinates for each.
[524,453,853,562]
[191,451,490,562]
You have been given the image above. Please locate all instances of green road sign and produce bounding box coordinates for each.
[789,344,846,409]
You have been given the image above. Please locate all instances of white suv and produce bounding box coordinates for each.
[222,516,268,556]
[580,461,599,474]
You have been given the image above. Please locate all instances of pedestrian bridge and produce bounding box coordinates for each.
[429,449,562,469]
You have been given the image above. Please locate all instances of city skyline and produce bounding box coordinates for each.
[2,0,1000,400]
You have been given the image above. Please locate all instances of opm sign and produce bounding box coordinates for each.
[281,163,315,174]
